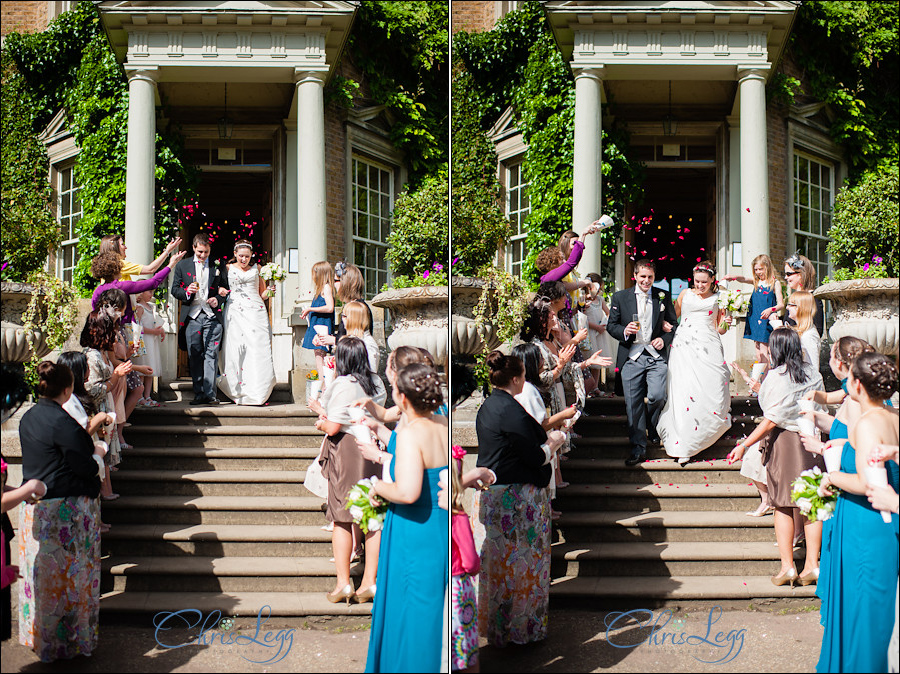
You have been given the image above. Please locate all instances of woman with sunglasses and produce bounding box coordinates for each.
[784,253,824,336]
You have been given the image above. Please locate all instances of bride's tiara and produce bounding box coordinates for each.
[693,263,716,276]
[234,240,253,253]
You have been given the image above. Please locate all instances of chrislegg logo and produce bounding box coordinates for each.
[153,605,294,664]
[604,606,746,664]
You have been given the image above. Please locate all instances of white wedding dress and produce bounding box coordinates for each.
[217,264,276,405]
[656,290,732,459]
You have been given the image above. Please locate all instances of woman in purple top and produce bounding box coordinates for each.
[90,249,185,322]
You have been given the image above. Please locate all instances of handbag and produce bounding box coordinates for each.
[303,439,329,499]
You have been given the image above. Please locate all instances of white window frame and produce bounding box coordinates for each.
[345,122,405,300]
[55,163,81,284]
[792,150,834,283]
[503,160,530,278]
[350,155,395,299]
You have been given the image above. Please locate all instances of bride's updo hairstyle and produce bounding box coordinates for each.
[395,363,444,413]
[850,352,899,401]
[692,260,718,292]
[229,240,254,265]
[486,350,524,389]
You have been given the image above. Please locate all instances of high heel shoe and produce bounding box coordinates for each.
[798,568,819,586]
[746,505,775,517]
[770,567,797,587]
[354,585,376,603]
[326,584,355,604]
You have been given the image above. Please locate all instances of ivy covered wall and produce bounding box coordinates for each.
[2,2,199,294]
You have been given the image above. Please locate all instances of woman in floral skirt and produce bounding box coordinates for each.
[18,361,102,662]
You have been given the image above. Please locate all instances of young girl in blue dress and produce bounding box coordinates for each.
[724,253,785,368]
[300,260,335,380]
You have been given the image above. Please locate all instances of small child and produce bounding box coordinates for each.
[724,254,784,368]
[133,290,165,407]
[300,261,336,386]
[451,448,480,674]
[583,273,615,394]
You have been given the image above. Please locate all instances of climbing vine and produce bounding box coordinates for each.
[2,1,197,295]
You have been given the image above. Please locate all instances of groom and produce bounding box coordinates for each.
[171,233,229,405]
[607,259,678,466]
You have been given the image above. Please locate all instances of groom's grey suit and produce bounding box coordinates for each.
[607,286,678,460]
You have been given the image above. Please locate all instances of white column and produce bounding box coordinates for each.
[726,115,742,275]
[572,67,604,276]
[294,70,327,306]
[124,67,158,268]
[738,67,770,276]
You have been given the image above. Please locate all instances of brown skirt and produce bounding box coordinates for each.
[319,431,379,523]
[761,426,826,509]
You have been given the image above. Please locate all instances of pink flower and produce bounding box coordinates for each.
[863,263,870,271]
[452,445,466,460]
[423,270,430,280]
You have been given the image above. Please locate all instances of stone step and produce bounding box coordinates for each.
[102,495,326,525]
[553,510,776,543]
[550,541,807,577]
[574,414,758,428]
[102,556,363,593]
[130,402,318,427]
[100,590,372,616]
[118,446,320,471]
[157,380,294,404]
[560,458,749,484]
[111,469,310,496]
[552,482,759,511]
[549,574,818,601]
[580,396,762,414]
[101,524,333,557]
[124,424,324,448]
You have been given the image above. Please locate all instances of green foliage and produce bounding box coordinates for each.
[788,1,899,177]
[1,53,59,281]
[768,72,802,105]
[451,1,643,289]
[384,172,449,287]
[3,2,197,296]
[349,1,448,186]
[471,265,530,387]
[825,163,899,279]
[21,270,79,391]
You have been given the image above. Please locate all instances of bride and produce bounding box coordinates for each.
[656,261,733,464]
[217,240,276,405]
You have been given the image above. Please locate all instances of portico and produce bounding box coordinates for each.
[97,1,357,383]
[544,1,797,289]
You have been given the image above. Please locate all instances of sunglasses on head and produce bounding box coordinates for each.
[785,271,801,277]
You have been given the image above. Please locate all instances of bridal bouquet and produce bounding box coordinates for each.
[259,262,286,282]
[346,478,388,533]
[719,288,748,314]
[791,466,839,522]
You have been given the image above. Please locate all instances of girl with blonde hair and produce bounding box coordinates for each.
[724,253,785,366]
[300,260,336,379]
[784,290,820,371]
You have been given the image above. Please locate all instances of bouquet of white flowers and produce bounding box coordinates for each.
[259,262,286,282]
[345,478,388,533]
[719,288,748,313]
[791,466,839,522]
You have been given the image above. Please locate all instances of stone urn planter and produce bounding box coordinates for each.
[1,282,51,364]
[371,285,449,369]
[451,276,501,358]
[814,278,899,356]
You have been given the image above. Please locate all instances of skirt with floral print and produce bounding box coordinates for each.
[18,496,100,662]
[472,483,550,647]
[451,573,479,670]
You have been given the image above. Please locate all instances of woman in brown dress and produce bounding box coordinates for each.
[728,327,825,586]
[311,337,381,603]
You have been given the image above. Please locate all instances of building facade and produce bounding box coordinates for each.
[455,0,846,366]
[3,1,413,388]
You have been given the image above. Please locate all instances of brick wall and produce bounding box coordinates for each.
[767,100,790,268]
[1,2,50,37]
[451,1,496,34]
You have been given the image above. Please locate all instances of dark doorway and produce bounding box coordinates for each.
[176,170,273,377]
[625,168,715,293]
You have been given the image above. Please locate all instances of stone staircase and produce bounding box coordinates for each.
[99,380,372,617]
[457,395,819,605]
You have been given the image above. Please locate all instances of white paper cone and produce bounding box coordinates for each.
[750,363,766,381]
[797,417,817,438]
[823,444,842,473]
[863,464,894,523]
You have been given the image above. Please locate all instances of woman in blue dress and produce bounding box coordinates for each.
[366,363,448,673]
[300,261,335,380]
[814,352,899,673]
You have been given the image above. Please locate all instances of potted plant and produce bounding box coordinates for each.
[814,164,899,355]
[371,173,450,368]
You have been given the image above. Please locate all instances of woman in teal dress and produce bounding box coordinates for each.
[815,352,899,673]
[366,363,448,673]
